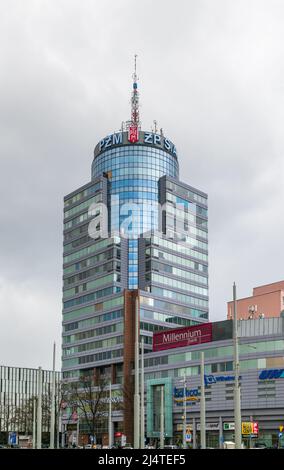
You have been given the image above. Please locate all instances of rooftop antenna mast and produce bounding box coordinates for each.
[127,54,141,142]
[131,54,140,128]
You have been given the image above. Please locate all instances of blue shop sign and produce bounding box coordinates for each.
[173,386,200,405]
[173,386,200,398]
[204,374,241,386]
[259,369,284,380]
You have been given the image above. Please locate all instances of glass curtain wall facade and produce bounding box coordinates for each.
[63,130,208,370]
[62,129,208,444]
[92,134,179,289]
[0,366,61,436]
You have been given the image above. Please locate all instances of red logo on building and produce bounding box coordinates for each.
[153,323,213,352]
[128,126,139,143]
[252,422,259,435]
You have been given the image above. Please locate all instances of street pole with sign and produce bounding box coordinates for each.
[233,283,242,449]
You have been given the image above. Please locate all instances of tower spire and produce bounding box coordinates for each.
[131,54,140,128]
[127,54,140,143]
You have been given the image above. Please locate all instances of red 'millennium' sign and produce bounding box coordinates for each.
[153,323,212,352]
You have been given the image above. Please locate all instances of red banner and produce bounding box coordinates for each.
[252,422,258,435]
[153,323,212,352]
[128,126,139,143]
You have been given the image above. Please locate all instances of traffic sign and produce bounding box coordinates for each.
[280,426,284,432]
[8,432,17,445]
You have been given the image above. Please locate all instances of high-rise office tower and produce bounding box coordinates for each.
[62,62,208,444]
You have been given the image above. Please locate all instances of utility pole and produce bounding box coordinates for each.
[134,296,140,449]
[249,415,253,449]
[233,282,242,449]
[200,351,206,449]
[109,381,113,448]
[160,386,164,449]
[182,375,187,449]
[140,337,145,449]
[36,367,42,449]
[61,423,65,449]
[32,396,36,449]
[50,342,56,449]
[57,404,60,449]
[76,415,80,447]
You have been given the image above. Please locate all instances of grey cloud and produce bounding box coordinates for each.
[0,0,283,368]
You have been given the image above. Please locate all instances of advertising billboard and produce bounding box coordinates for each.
[153,323,212,352]
[241,422,258,436]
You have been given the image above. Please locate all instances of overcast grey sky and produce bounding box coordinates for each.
[0,0,283,370]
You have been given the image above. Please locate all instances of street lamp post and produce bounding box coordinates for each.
[56,388,61,449]
[134,296,140,449]
[36,367,42,449]
[160,386,164,449]
[32,397,36,449]
[50,342,56,449]
[200,351,206,449]
[109,380,113,448]
[140,337,145,449]
[76,415,80,447]
[233,282,242,449]
[182,375,187,449]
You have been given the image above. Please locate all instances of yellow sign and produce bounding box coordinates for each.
[174,396,199,403]
[280,426,284,432]
[177,424,192,432]
[242,422,252,435]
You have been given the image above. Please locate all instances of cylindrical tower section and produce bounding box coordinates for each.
[92,130,179,288]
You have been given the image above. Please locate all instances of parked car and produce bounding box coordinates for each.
[253,443,267,449]
[223,441,235,449]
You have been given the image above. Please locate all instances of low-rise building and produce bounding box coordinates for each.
[144,317,284,448]
[0,365,61,446]
[227,280,284,320]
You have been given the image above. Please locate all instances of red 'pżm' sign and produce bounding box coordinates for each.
[128,126,139,143]
[153,323,213,352]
